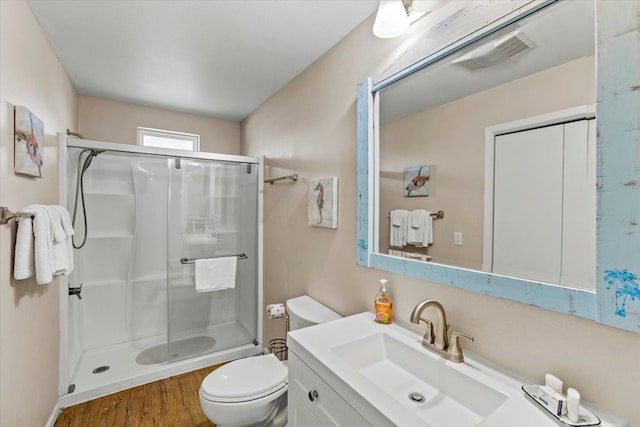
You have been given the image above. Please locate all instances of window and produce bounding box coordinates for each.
[137,127,200,151]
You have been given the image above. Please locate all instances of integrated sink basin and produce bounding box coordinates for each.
[331,332,508,427]
[287,312,624,426]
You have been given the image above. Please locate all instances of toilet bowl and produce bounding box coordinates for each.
[199,295,341,427]
[199,353,288,427]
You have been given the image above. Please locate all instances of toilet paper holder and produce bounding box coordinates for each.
[267,303,289,361]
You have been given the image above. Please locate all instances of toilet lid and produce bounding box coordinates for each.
[201,354,287,401]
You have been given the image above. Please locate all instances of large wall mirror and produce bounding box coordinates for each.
[356,0,640,334]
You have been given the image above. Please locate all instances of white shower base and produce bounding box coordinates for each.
[59,320,261,408]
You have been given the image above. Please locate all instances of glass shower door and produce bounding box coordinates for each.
[166,158,259,362]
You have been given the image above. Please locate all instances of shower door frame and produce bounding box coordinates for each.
[57,134,264,400]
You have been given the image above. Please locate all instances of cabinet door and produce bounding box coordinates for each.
[288,353,371,427]
[289,393,323,427]
[492,124,564,283]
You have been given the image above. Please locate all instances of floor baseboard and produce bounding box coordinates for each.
[45,402,61,427]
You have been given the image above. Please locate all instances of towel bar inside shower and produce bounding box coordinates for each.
[180,253,248,264]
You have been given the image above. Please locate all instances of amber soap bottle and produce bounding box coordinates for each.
[374,279,392,324]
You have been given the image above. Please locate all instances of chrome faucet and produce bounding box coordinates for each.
[409,299,474,363]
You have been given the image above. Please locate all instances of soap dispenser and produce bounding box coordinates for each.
[374,279,392,324]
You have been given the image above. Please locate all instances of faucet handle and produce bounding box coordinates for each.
[449,331,474,362]
[421,319,435,346]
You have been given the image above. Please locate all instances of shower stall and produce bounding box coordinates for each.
[58,136,263,405]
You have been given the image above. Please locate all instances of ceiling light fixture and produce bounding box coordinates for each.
[373,0,410,39]
[412,0,451,13]
[373,0,453,39]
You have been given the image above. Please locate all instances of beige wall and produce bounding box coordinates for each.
[78,95,241,154]
[0,1,78,426]
[242,14,640,425]
[379,56,595,269]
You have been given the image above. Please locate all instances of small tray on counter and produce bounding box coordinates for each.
[522,385,601,426]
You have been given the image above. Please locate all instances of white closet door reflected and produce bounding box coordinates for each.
[492,124,564,283]
[492,119,595,288]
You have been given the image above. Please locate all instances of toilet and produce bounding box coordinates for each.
[199,295,342,426]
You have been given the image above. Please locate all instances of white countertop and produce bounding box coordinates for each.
[287,312,630,427]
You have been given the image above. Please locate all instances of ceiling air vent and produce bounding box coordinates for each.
[452,31,536,71]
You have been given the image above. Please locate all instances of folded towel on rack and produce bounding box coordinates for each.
[13,205,74,284]
[391,210,404,227]
[195,256,237,292]
[389,209,409,247]
[407,210,433,247]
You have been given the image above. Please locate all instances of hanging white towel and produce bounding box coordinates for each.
[13,205,74,284]
[38,205,74,275]
[407,210,433,247]
[39,205,66,243]
[195,256,237,292]
[52,205,75,274]
[14,213,35,280]
[52,205,74,238]
[389,209,409,247]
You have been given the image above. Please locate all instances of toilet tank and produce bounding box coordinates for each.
[286,296,342,331]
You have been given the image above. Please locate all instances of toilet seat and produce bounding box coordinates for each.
[200,354,288,403]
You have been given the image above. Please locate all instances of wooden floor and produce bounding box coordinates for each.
[55,364,223,427]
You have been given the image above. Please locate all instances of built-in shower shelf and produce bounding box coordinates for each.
[130,274,166,284]
[210,194,239,199]
[87,233,134,239]
[78,279,128,288]
[202,229,239,236]
[182,234,219,245]
[85,191,135,197]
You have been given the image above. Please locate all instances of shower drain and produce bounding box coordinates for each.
[408,392,425,403]
[92,365,110,374]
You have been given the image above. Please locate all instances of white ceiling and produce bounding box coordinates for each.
[27,0,378,122]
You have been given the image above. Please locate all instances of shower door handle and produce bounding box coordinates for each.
[69,284,82,300]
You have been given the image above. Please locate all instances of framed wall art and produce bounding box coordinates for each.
[308,177,338,228]
[14,105,44,177]
[404,165,429,197]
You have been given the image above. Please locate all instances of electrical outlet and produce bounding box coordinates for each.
[454,232,463,246]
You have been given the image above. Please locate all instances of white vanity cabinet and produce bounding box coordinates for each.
[288,352,371,427]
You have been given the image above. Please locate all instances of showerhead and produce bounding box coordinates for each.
[73,148,104,249]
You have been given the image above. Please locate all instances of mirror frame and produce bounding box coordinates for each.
[356,0,640,334]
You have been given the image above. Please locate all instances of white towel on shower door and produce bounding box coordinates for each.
[195,256,237,292]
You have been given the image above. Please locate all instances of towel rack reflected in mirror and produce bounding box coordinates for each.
[180,253,248,264]
[388,210,444,220]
